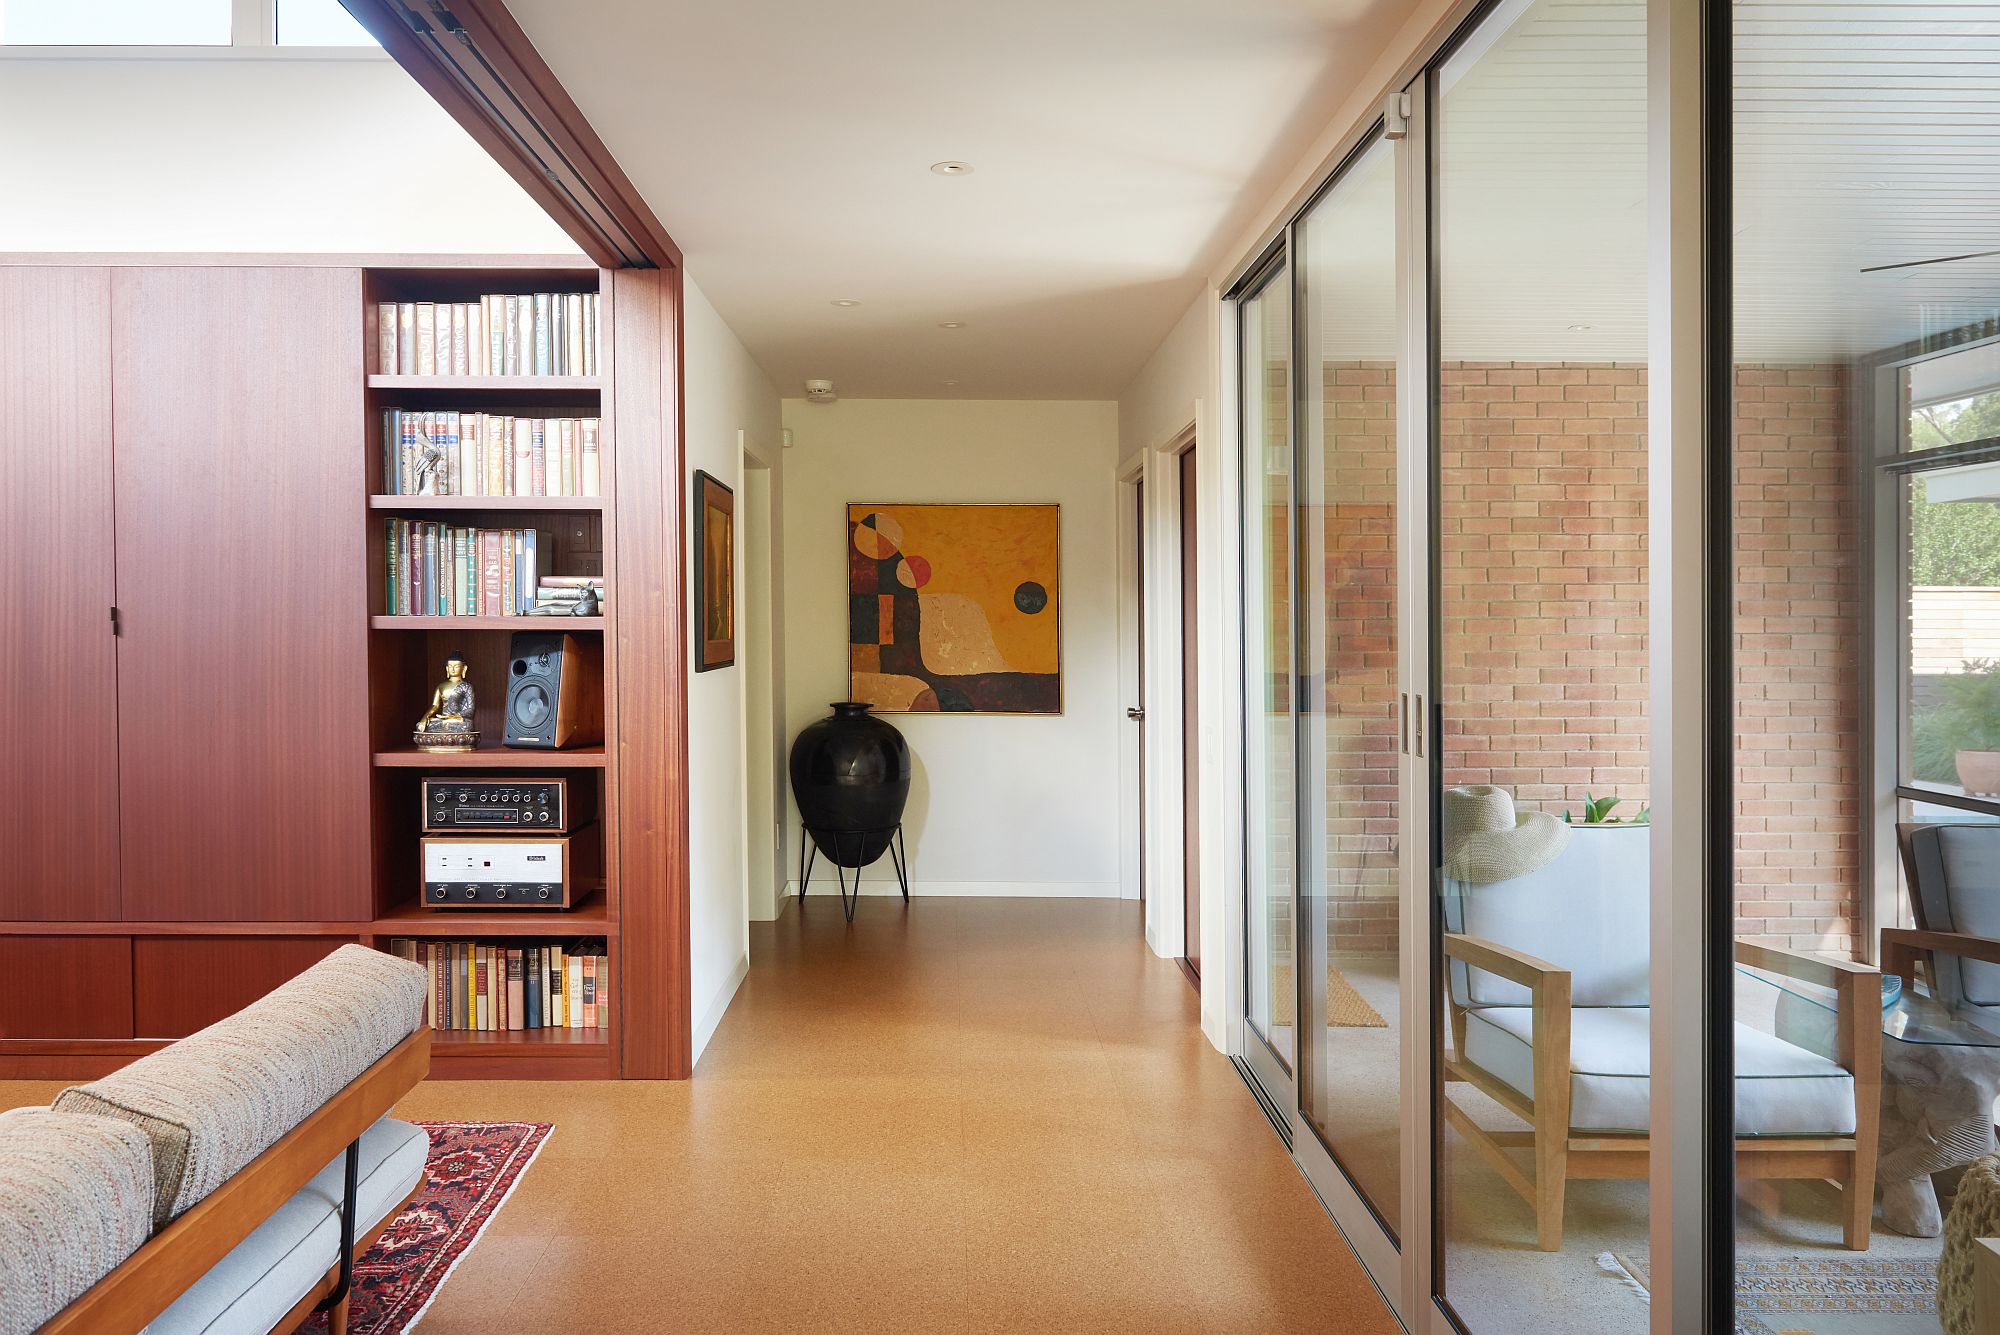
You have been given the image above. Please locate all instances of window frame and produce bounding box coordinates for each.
[0,0,381,54]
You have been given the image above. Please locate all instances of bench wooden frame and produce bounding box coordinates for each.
[1443,934,1879,1252]
[40,1028,431,1335]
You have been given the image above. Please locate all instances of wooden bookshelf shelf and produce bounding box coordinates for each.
[368,495,603,513]
[373,890,608,936]
[366,374,599,392]
[370,615,604,630]
[373,744,606,769]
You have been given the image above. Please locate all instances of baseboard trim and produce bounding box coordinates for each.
[690,951,750,1063]
[783,880,1121,899]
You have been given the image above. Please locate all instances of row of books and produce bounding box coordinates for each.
[384,521,606,618]
[381,410,601,498]
[387,939,608,1032]
[376,293,598,378]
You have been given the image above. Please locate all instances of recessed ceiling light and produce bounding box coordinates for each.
[942,380,960,387]
[1566,323,1593,331]
[938,321,967,329]
[930,161,974,176]
[831,299,862,308]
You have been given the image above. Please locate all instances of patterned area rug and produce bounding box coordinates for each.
[302,1120,553,1335]
[1602,1251,1938,1335]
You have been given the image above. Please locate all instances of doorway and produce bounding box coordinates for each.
[1179,441,1201,984]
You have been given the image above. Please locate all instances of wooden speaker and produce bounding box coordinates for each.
[503,632,603,749]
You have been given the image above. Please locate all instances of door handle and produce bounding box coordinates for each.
[1127,707,1146,721]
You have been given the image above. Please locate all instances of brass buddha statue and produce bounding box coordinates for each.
[413,658,479,752]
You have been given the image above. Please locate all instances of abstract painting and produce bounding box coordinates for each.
[693,470,734,671]
[847,502,1060,713]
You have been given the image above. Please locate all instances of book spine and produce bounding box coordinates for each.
[552,295,567,376]
[582,953,597,1029]
[550,946,566,1028]
[507,948,524,1031]
[515,297,533,377]
[581,419,600,497]
[525,946,541,1028]
[585,293,598,375]
[533,293,552,375]
[530,419,547,496]
[398,303,418,375]
[469,300,486,379]
[433,303,452,381]
[460,412,482,498]
[513,420,533,501]
[567,949,583,1029]
[558,419,575,498]
[416,302,437,376]
[451,303,468,377]
[565,293,585,377]
[486,415,506,498]
[596,951,609,1027]
[376,302,397,375]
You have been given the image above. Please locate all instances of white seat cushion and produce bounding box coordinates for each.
[145,1118,428,1335]
[1461,1006,1857,1136]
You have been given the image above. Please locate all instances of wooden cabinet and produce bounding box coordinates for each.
[111,268,371,922]
[133,936,349,1038]
[0,937,132,1039]
[0,268,121,921]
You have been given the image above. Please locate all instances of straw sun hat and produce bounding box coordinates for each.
[1442,785,1570,885]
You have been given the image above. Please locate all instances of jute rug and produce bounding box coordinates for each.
[1269,962,1390,1028]
[1600,1251,1938,1335]
[302,1120,553,1335]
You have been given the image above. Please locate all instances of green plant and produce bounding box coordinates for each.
[1911,659,2000,784]
[1562,793,1650,825]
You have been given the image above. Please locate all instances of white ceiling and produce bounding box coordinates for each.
[504,0,1420,399]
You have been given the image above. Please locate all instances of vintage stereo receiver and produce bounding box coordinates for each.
[419,778,592,834]
[420,828,598,909]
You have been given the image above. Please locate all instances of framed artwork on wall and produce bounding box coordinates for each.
[693,470,735,672]
[846,502,1061,713]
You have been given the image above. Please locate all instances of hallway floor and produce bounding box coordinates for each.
[1,899,1400,1333]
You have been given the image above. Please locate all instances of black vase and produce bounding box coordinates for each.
[789,702,911,867]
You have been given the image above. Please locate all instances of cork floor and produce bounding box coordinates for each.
[1,898,1402,1334]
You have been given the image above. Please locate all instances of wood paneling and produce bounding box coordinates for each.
[0,936,131,1039]
[0,268,120,920]
[133,936,349,1038]
[609,267,690,1078]
[111,267,371,922]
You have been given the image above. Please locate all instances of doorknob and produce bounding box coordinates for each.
[1127,707,1146,721]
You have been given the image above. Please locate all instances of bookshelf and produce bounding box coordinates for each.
[0,255,689,1082]
[362,262,621,1077]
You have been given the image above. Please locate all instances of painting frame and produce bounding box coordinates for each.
[692,469,735,672]
[845,501,1062,715]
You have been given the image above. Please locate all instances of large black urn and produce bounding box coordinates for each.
[788,702,911,867]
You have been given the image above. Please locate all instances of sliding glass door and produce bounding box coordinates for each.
[1240,255,1296,1101]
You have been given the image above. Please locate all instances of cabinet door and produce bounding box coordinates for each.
[0,268,120,921]
[112,267,370,922]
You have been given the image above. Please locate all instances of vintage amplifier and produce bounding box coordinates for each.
[420,827,599,909]
[419,777,591,834]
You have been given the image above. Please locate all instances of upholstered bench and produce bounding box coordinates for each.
[0,945,431,1335]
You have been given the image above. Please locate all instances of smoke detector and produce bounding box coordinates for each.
[804,379,838,404]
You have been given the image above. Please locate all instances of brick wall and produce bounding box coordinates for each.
[1297,360,1861,954]
[1733,364,1860,953]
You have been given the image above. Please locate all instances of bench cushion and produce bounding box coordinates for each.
[55,944,426,1228]
[0,1108,155,1335]
[1462,1004,1857,1135]
[145,1117,429,1335]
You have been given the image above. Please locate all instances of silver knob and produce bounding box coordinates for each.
[1126,706,1145,721]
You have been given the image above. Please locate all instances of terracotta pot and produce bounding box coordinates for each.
[1957,750,2000,797]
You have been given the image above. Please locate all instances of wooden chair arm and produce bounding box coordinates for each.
[1734,939,1875,989]
[1444,932,1569,993]
[1880,927,2000,970]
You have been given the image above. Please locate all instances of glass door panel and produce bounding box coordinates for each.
[1241,261,1297,1078]
[1295,134,1404,1239]
[1431,0,1651,1327]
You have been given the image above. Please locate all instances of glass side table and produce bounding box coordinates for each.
[1751,965,2000,1238]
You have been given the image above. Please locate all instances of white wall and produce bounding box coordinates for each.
[0,53,576,253]
[685,276,784,1063]
[779,398,1123,899]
